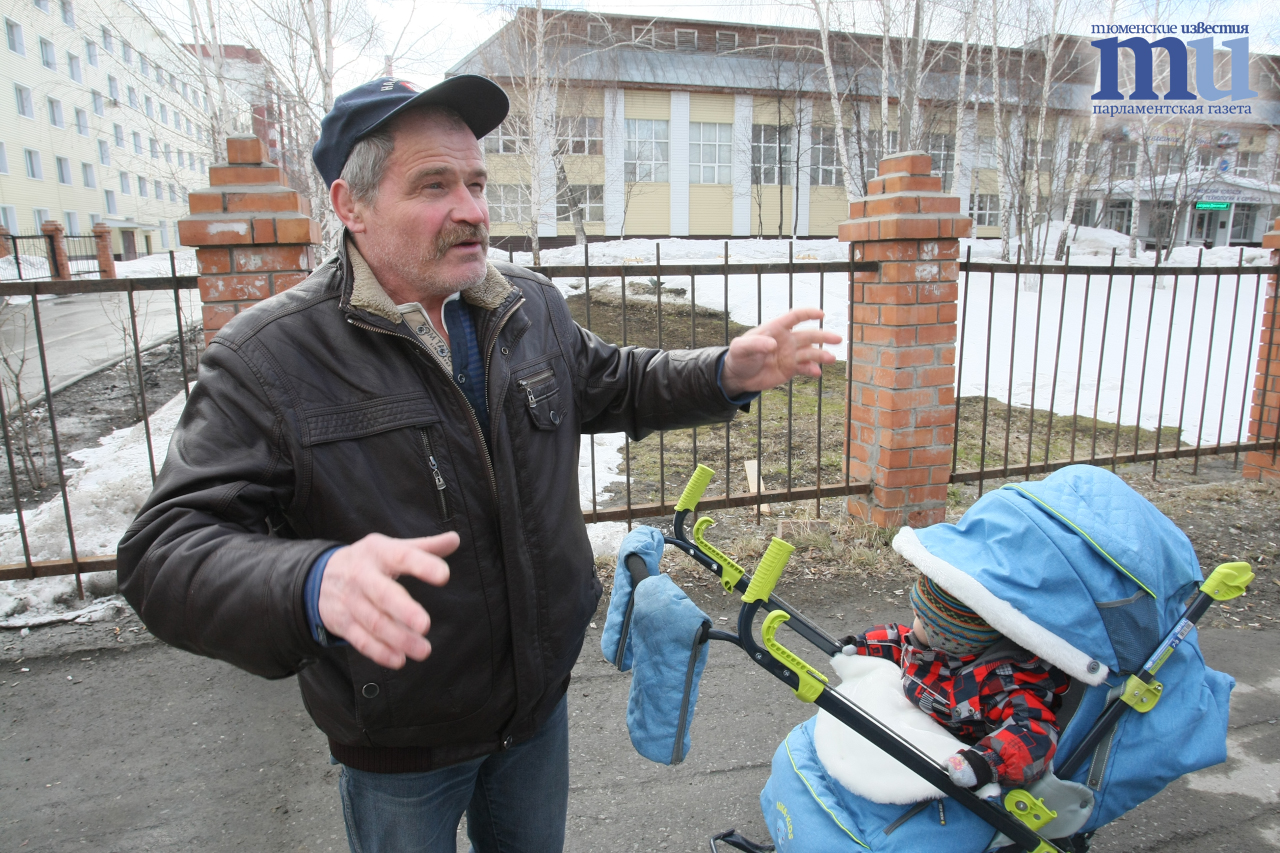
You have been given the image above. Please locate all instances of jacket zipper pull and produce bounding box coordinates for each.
[525,387,538,408]
[428,455,447,492]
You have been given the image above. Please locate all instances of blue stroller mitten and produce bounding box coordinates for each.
[626,574,712,765]
[601,525,665,670]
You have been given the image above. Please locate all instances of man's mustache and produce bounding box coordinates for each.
[432,223,490,259]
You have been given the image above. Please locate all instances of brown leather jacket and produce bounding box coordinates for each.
[117,241,743,772]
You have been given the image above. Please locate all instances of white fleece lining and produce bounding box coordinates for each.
[893,527,1110,686]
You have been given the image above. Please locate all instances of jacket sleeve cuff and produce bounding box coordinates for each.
[304,546,348,647]
[960,748,996,788]
[715,351,759,410]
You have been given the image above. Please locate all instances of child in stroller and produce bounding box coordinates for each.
[840,575,1071,791]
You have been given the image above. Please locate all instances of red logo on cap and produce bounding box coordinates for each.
[398,81,418,92]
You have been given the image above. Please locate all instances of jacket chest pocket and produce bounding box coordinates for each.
[513,358,565,431]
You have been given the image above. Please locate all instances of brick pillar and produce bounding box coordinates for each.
[92,223,117,279]
[178,134,320,345]
[837,150,972,528]
[0,226,10,258]
[40,220,72,280]
[1244,218,1280,482]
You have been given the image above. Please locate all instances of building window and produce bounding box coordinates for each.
[557,116,602,155]
[40,37,56,69]
[1103,199,1132,234]
[101,26,111,53]
[55,156,70,184]
[632,25,654,45]
[484,117,526,154]
[82,161,95,187]
[757,34,777,46]
[587,22,609,43]
[1236,151,1260,179]
[97,138,109,164]
[1070,199,1094,227]
[970,194,999,227]
[810,125,842,187]
[163,142,171,163]
[1230,202,1258,240]
[154,64,163,85]
[199,157,205,173]
[139,55,149,77]
[91,90,103,115]
[132,131,142,153]
[25,148,42,179]
[159,103,167,124]
[185,117,192,135]
[67,52,80,81]
[152,178,161,198]
[127,86,138,109]
[108,75,118,101]
[976,135,998,170]
[927,132,954,187]
[74,107,87,134]
[690,122,732,184]
[137,175,147,196]
[113,124,122,146]
[159,219,168,248]
[33,208,50,230]
[675,29,697,51]
[34,0,49,11]
[863,129,898,182]
[47,97,63,127]
[557,185,604,222]
[149,137,158,157]
[85,38,95,65]
[624,119,669,182]
[716,31,738,52]
[121,40,131,63]
[104,188,116,214]
[144,95,153,117]
[485,184,530,222]
[751,124,792,185]
[15,84,33,118]
[168,183,176,202]
[0,142,6,173]
[1110,143,1138,179]
[5,18,24,54]
[0,206,15,231]
[65,211,79,235]
[119,170,129,193]
[60,0,74,27]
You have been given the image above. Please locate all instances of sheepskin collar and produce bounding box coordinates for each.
[345,238,514,324]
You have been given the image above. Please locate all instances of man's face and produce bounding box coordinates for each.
[346,110,490,302]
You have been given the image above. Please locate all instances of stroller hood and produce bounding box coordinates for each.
[893,465,1203,685]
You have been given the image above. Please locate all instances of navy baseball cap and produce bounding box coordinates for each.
[312,75,509,187]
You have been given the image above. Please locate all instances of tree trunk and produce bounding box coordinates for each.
[988,0,1010,261]
[900,0,922,150]
[811,0,858,201]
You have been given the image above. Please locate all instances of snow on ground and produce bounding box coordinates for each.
[113,249,198,278]
[0,387,631,626]
[493,229,1271,443]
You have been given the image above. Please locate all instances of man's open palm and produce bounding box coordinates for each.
[720,307,842,396]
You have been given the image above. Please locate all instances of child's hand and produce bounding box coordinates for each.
[945,753,978,788]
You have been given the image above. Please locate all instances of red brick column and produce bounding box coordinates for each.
[1244,219,1280,482]
[178,135,319,345]
[837,150,971,528]
[92,223,116,279]
[40,220,72,280]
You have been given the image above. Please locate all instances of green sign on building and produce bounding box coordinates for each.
[1195,201,1231,210]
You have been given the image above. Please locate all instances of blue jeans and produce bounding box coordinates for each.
[338,696,569,853]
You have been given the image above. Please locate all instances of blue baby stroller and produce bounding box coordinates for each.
[603,464,1246,853]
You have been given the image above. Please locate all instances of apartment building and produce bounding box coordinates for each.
[452,10,1280,249]
[1,0,229,259]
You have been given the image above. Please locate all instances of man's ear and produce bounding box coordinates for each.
[331,179,367,233]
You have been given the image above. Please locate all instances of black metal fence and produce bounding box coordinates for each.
[0,242,1275,595]
[0,251,199,591]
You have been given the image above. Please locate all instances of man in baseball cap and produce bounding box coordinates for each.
[119,72,840,853]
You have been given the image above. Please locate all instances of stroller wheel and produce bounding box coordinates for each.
[993,832,1092,853]
[709,828,776,853]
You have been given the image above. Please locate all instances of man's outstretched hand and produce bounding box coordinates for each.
[318,532,458,669]
[720,307,842,397]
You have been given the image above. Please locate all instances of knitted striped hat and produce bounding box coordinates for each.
[910,574,1001,657]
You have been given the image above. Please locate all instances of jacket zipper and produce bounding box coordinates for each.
[418,428,450,519]
[347,296,525,510]
[517,367,556,408]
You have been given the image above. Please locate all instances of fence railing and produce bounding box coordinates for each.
[1,233,102,281]
[0,243,1275,595]
[0,251,199,590]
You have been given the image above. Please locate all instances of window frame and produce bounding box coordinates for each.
[624,118,669,183]
[689,121,732,185]
[5,18,24,55]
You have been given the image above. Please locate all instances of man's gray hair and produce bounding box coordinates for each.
[338,104,472,206]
